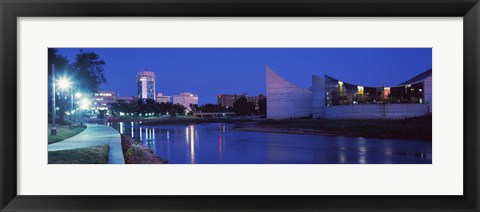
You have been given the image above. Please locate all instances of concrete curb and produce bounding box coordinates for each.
[107,130,125,164]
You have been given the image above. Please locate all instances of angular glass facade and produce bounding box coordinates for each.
[325,75,425,106]
[266,66,312,119]
[266,67,432,119]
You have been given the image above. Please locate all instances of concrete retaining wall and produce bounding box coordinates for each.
[325,104,430,119]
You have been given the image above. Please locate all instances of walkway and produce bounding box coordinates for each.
[48,124,125,164]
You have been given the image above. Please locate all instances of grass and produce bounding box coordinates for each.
[257,116,432,140]
[48,124,86,144]
[48,144,110,164]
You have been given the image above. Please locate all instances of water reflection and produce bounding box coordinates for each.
[189,125,195,163]
[109,122,432,164]
[218,125,224,159]
[119,122,124,134]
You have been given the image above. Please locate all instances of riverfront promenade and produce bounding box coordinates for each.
[48,124,125,164]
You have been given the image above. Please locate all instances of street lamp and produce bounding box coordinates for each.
[50,66,73,135]
[57,77,73,128]
[51,64,57,135]
[79,98,91,126]
[74,92,82,125]
[57,77,71,90]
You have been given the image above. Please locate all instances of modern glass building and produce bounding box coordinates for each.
[325,69,431,106]
[266,67,432,119]
[137,71,156,100]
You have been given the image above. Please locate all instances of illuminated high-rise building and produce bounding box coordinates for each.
[137,71,156,100]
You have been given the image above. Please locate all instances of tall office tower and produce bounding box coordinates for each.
[137,71,156,100]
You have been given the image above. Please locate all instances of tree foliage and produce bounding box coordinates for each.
[109,99,186,117]
[258,97,267,115]
[48,49,72,124]
[73,50,107,94]
[233,97,256,116]
[196,104,229,113]
[48,48,107,124]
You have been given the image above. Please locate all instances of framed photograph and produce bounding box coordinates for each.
[1,0,479,211]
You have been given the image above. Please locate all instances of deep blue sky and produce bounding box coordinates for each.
[57,48,432,105]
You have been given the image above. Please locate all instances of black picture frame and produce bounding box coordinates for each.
[1,0,479,211]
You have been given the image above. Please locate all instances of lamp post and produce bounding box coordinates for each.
[79,98,91,126]
[75,92,82,125]
[50,64,56,135]
[58,77,72,128]
[68,89,74,129]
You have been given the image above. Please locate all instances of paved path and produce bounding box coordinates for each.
[48,124,125,164]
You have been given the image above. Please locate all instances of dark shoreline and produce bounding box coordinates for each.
[110,116,432,141]
[235,126,431,142]
[109,117,257,126]
[253,116,432,141]
[121,135,168,164]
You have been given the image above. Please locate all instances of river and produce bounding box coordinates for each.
[109,122,432,164]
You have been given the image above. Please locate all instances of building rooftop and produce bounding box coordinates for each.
[137,71,155,76]
[399,68,432,85]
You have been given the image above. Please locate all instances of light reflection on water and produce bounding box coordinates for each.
[110,122,432,164]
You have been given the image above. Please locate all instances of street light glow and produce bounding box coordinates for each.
[57,77,72,90]
[75,92,82,98]
[80,98,91,110]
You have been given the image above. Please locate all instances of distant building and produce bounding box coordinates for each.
[137,71,156,100]
[92,91,134,112]
[116,96,134,102]
[246,94,266,110]
[173,92,198,111]
[218,93,265,108]
[92,91,117,111]
[266,66,432,119]
[217,94,245,108]
[156,93,171,104]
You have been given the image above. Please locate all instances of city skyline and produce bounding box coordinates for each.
[57,48,432,105]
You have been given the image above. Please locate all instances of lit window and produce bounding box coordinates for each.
[357,86,364,95]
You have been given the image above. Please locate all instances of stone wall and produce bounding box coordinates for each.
[325,104,430,119]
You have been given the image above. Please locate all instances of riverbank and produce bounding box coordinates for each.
[121,135,168,164]
[132,117,256,126]
[111,115,431,140]
[240,116,432,141]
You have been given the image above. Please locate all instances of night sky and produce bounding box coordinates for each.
[57,48,432,105]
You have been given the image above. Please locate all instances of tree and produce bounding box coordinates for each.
[170,104,186,117]
[48,49,71,124]
[258,97,267,115]
[109,100,133,117]
[157,102,172,115]
[233,97,256,116]
[199,104,228,113]
[190,104,199,113]
[48,49,108,124]
[72,49,107,94]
